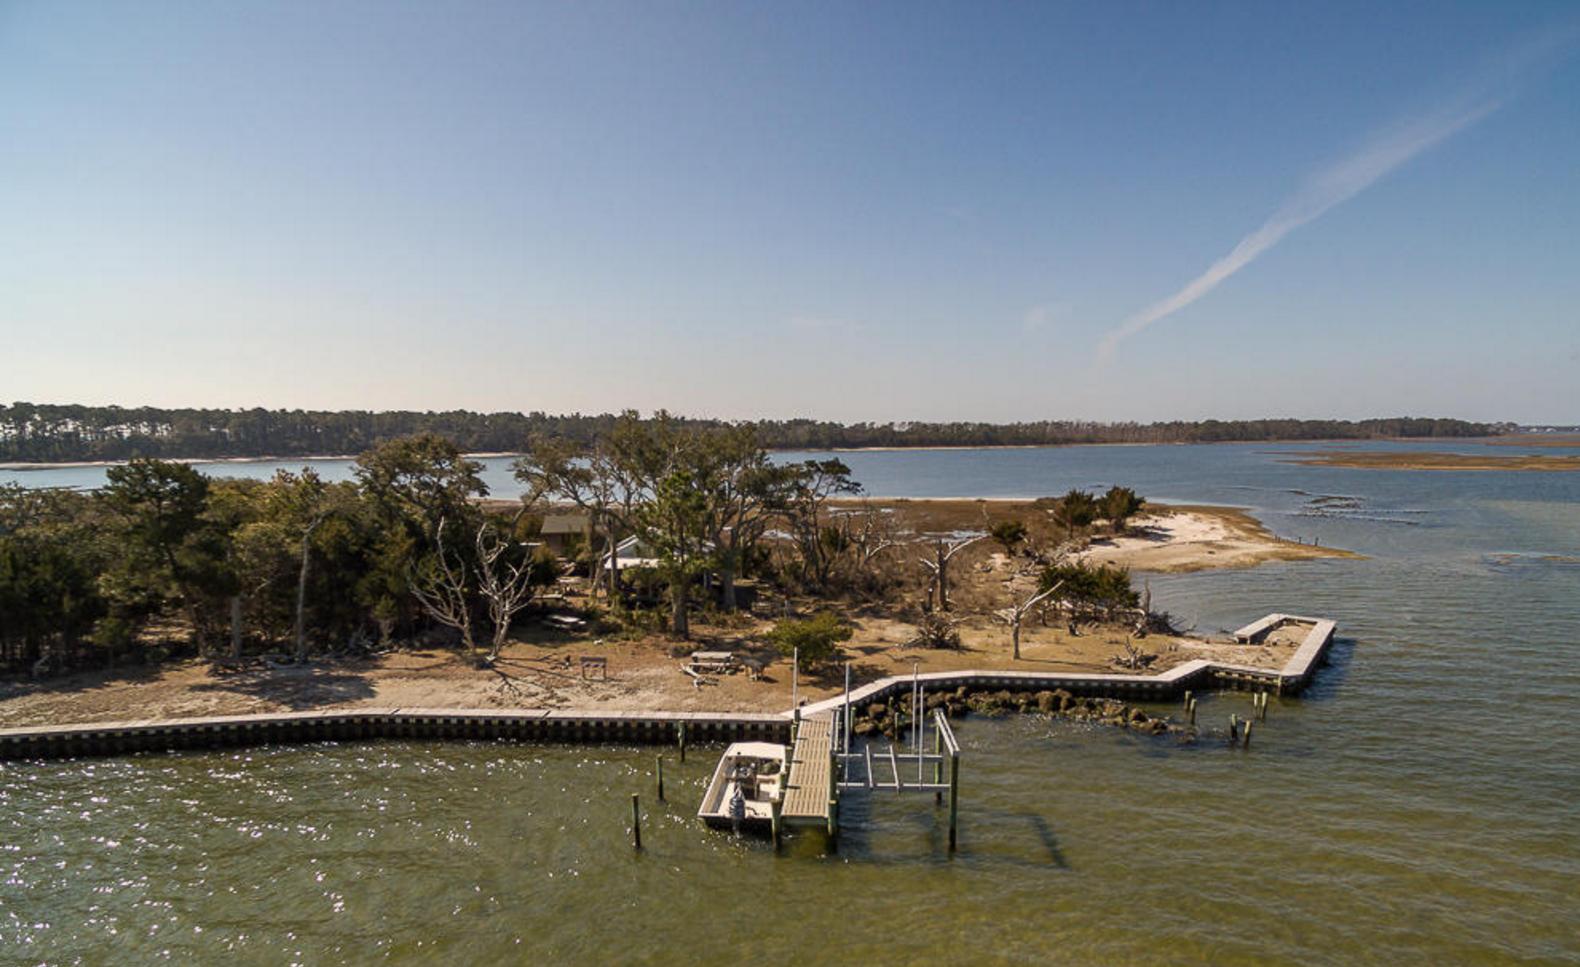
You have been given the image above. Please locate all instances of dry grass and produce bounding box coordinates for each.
[1283,450,1580,471]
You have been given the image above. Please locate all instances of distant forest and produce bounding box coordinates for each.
[0,402,1509,463]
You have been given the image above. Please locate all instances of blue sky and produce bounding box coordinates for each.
[2,1,1576,423]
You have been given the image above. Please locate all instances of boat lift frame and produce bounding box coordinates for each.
[828,664,963,848]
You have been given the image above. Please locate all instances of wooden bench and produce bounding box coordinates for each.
[578,656,607,680]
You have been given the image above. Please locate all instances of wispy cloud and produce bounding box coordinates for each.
[1022,302,1067,334]
[1095,101,1497,365]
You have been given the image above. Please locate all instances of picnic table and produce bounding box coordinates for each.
[688,651,737,674]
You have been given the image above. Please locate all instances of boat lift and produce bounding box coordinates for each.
[828,664,963,849]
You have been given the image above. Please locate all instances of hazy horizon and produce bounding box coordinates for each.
[3,2,1577,424]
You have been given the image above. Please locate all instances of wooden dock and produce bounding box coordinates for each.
[781,714,835,826]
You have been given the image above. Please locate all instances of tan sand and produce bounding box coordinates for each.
[0,500,1340,728]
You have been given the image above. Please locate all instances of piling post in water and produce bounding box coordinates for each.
[1229,714,1239,744]
[1188,698,1197,726]
[631,794,642,850]
[1243,721,1254,749]
[1183,689,1192,709]
[656,756,665,801]
[933,721,943,805]
[677,722,687,763]
[947,751,960,852]
[843,661,853,754]
[770,795,782,851]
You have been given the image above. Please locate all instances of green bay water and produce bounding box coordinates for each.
[4,444,1579,963]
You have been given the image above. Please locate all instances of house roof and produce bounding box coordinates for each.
[540,514,590,534]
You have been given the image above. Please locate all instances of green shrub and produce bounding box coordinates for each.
[989,519,1027,554]
[1038,561,1140,615]
[767,611,853,669]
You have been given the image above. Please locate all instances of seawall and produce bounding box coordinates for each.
[0,613,1336,761]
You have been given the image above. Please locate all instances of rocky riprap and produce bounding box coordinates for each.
[849,686,1183,738]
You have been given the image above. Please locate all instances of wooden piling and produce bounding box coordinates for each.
[656,755,665,801]
[677,722,687,763]
[631,794,642,850]
[770,795,782,850]
[1243,721,1254,749]
[1188,698,1197,725]
[1182,689,1192,709]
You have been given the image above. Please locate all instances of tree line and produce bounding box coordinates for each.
[0,401,1508,463]
[2,411,1176,677]
[0,416,873,674]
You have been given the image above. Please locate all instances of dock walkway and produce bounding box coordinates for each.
[781,714,834,825]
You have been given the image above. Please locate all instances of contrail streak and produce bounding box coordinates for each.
[1095,101,1498,365]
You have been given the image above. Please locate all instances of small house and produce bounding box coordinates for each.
[538,513,593,555]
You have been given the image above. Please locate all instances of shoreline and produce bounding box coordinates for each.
[0,505,1351,730]
[1283,449,1580,472]
[0,435,1523,470]
[0,615,1336,756]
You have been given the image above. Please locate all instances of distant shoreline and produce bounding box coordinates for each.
[0,436,1519,471]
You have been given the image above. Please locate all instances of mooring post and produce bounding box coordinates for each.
[1259,692,1268,721]
[827,797,838,841]
[1183,689,1192,709]
[947,751,960,852]
[770,795,782,851]
[1229,714,1239,743]
[933,720,943,805]
[677,721,687,763]
[656,755,665,801]
[843,662,853,755]
[1188,698,1197,726]
[631,793,642,850]
[1243,720,1254,749]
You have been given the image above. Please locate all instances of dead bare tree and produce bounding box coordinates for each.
[997,580,1062,660]
[293,512,328,663]
[475,523,543,661]
[842,501,902,591]
[917,534,984,612]
[410,518,479,659]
